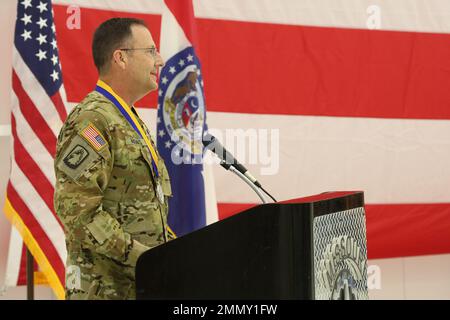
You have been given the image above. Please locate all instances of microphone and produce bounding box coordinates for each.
[202,133,262,188]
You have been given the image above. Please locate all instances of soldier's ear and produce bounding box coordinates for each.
[112,49,127,69]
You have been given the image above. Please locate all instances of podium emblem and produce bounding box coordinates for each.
[313,208,369,300]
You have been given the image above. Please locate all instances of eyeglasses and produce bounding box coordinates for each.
[119,47,159,57]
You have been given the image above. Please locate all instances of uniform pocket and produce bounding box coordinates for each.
[86,210,122,245]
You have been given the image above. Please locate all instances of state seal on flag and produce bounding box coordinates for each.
[158,47,206,156]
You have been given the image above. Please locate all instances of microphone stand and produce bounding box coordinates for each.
[223,161,268,204]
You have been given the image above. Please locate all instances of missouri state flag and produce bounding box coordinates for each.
[156,0,218,237]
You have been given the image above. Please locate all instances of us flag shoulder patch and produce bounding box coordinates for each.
[80,123,107,151]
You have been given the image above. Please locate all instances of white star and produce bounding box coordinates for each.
[161,76,168,85]
[174,149,181,157]
[51,38,57,49]
[158,90,163,96]
[21,0,32,9]
[20,14,32,26]
[187,54,194,62]
[20,29,32,42]
[36,33,47,45]
[169,66,176,74]
[178,59,185,67]
[51,54,58,66]
[156,116,161,124]
[158,130,165,137]
[51,24,56,33]
[35,49,47,61]
[165,140,172,149]
[196,69,201,75]
[36,17,47,29]
[37,1,48,13]
[50,70,59,82]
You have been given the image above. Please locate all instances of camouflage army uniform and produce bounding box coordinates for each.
[54,90,173,300]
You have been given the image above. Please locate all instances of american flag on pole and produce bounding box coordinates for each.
[3,0,67,299]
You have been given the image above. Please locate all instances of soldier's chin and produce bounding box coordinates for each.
[148,79,158,92]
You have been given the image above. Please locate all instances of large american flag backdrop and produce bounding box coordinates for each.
[4,0,450,299]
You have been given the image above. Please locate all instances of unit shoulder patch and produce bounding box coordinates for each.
[57,135,103,182]
[63,144,89,169]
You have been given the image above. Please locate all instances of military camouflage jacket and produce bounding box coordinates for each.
[54,90,172,300]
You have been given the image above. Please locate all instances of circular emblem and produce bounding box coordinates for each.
[316,235,368,300]
[157,47,206,157]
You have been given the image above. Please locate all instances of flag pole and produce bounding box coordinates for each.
[26,248,34,300]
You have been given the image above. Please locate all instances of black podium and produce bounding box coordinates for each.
[136,191,369,300]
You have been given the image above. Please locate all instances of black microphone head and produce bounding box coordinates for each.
[202,132,215,148]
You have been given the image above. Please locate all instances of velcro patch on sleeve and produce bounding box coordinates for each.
[57,135,102,182]
[80,123,107,151]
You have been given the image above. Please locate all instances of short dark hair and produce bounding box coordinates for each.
[92,17,147,74]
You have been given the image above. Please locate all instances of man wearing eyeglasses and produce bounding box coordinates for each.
[54,17,173,300]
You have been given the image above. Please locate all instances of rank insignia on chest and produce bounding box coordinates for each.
[80,123,107,151]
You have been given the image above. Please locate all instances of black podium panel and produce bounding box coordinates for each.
[136,191,367,300]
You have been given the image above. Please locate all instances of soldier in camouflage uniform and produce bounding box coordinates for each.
[54,18,171,299]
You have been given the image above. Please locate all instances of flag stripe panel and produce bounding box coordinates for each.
[11,92,56,186]
[50,92,68,122]
[193,0,450,34]
[6,183,65,285]
[205,110,450,204]
[365,203,450,259]
[10,116,61,228]
[196,18,450,119]
[54,0,164,14]
[13,49,63,135]
[9,162,66,262]
[12,71,57,157]
[4,197,65,298]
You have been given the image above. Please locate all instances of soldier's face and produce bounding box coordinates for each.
[127,25,164,95]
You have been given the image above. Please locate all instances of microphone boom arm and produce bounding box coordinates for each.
[225,161,268,204]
